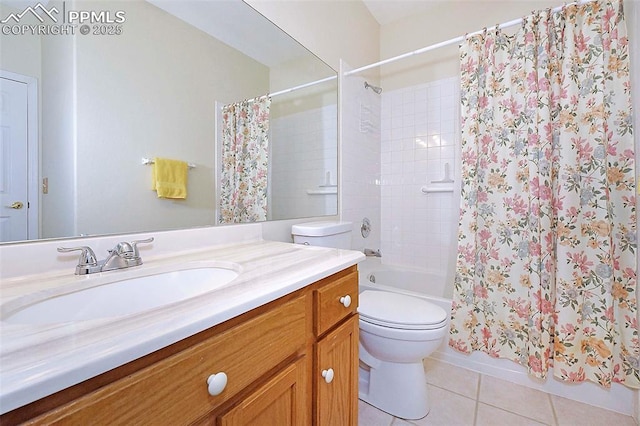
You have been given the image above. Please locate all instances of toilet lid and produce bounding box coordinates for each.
[358,290,448,330]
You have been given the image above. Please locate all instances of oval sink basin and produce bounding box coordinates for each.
[3,267,239,325]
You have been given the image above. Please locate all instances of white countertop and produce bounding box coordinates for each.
[0,239,364,414]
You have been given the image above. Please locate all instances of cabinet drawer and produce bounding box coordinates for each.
[315,270,358,336]
[29,296,306,425]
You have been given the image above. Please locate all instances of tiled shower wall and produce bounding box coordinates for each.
[380,76,460,284]
[341,62,382,253]
[270,104,338,221]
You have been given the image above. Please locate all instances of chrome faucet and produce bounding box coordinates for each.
[364,248,382,257]
[58,237,154,275]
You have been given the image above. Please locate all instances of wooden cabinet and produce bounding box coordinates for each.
[1,266,359,426]
[17,297,307,426]
[314,267,359,425]
[315,316,359,426]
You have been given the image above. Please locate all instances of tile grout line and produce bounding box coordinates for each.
[479,400,556,425]
[549,393,559,426]
[477,371,556,425]
[473,373,482,425]
[426,382,480,401]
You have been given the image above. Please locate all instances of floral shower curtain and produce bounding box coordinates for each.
[219,95,271,224]
[449,0,638,388]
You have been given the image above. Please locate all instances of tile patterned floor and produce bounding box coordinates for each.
[358,358,638,426]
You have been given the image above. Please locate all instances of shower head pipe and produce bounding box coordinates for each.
[364,81,382,94]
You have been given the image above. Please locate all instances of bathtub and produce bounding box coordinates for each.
[357,258,635,416]
[359,259,451,300]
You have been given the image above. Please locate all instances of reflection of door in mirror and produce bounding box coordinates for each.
[0,74,30,242]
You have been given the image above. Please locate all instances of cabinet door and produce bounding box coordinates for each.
[219,357,307,426]
[315,315,358,426]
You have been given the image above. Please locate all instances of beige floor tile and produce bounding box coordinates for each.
[478,375,555,425]
[359,399,394,426]
[476,403,549,426]
[410,385,477,426]
[551,395,637,426]
[358,365,635,426]
[424,358,480,399]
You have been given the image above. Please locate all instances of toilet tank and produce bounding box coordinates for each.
[292,221,353,249]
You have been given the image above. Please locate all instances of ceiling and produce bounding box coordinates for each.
[362,0,445,25]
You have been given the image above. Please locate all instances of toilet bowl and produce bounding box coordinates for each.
[358,290,448,420]
[291,221,448,420]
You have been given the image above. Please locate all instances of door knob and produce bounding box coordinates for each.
[9,201,24,209]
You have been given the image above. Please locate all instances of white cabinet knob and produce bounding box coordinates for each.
[339,295,351,308]
[207,372,228,396]
[321,368,334,384]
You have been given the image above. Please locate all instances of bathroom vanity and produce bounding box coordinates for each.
[0,240,362,425]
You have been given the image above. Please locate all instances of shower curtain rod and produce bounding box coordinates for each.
[344,0,592,76]
[266,0,591,96]
[269,75,337,98]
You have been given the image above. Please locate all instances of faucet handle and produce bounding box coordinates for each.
[130,237,154,257]
[111,242,135,259]
[57,246,98,266]
[109,237,153,260]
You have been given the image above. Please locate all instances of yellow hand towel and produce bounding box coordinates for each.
[151,157,188,199]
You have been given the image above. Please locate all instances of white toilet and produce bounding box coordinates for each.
[358,290,448,419]
[292,221,449,420]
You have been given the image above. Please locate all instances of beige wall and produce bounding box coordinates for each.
[269,54,336,119]
[378,1,566,90]
[40,0,76,238]
[72,0,269,236]
[245,0,380,72]
[0,4,42,79]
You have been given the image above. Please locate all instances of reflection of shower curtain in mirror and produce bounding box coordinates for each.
[219,95,271,224]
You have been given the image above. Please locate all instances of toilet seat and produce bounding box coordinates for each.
[358,290,448,330]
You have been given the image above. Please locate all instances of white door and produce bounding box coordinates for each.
[0,76,29,242]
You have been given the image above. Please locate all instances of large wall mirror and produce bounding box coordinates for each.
[0,0,337,243]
